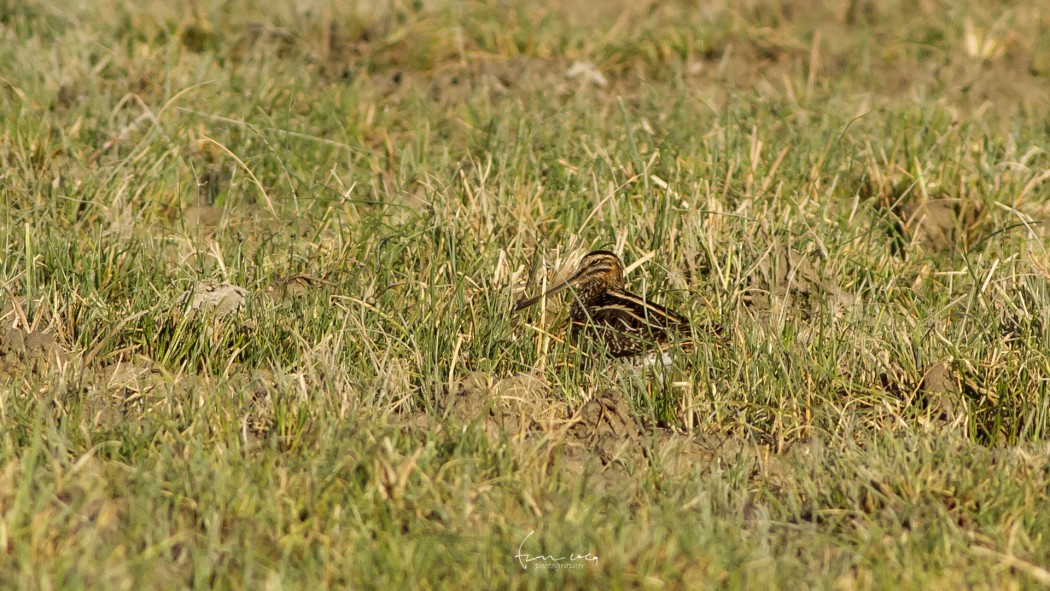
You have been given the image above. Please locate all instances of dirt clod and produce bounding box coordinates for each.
[177,280,248,319]
[745,242,859,320]
[894,200,983,253]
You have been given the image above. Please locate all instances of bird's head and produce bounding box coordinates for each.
[514,250,625,311]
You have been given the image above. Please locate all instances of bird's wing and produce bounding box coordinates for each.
[587,290,690,334]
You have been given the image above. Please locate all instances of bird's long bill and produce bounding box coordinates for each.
[513,271,581,312]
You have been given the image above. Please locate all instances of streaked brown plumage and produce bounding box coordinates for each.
[515,250,694,358]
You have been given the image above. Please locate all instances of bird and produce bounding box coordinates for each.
[514,250,695,358]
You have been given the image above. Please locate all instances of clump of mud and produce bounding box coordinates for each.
[177,280,248,320]
[436,373,721,481]
[858,175,988,255]
[0,298,69,376]
[743,241,860,321]
[441,371,564,439]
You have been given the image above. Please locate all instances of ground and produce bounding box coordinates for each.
[2,0,1050,589]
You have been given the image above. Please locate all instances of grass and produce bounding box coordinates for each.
[3,0,1050,588]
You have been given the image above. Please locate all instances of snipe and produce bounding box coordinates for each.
[515,250,694,358]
